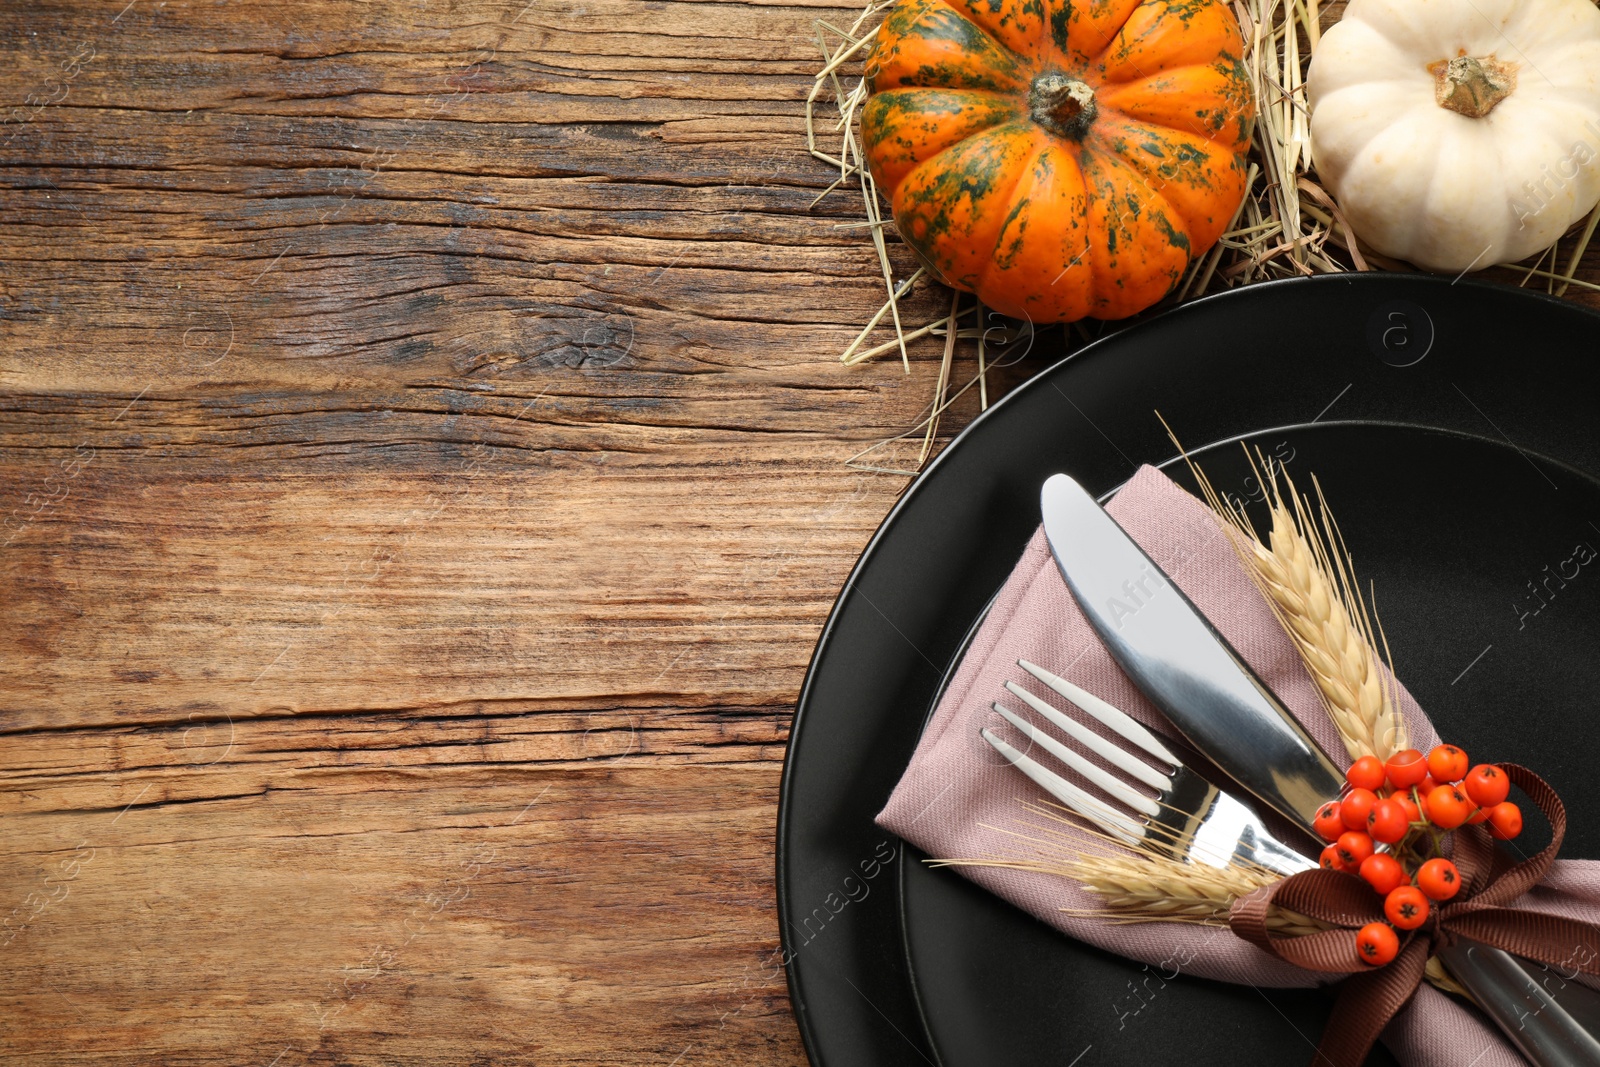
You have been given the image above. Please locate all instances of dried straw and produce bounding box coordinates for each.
[807,0,1600,470]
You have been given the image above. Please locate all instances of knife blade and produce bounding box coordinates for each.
[1039,472,1343,837]
[1040,471,1600,1067]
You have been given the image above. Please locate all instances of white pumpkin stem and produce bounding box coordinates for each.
[1030,73,1097,139]
[1431,55,1517,119]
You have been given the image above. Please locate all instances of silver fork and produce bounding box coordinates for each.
[981,658,1317,878]
[984,661,1600,1067]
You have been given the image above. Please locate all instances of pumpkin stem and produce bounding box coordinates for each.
[1430,54,1517,119]
[1030,73,1097,140]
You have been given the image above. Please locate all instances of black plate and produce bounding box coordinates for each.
[777,274,1600,1067]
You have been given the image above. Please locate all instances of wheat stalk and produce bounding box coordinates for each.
[1168,433,1408,762]
[934,800,1324,933]
[1061,851,1325,935]
[945,805,1474,998]
[1068,851,1468,1001]
[1249,494,1407,761]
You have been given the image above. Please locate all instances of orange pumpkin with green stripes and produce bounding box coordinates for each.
[861,0,1254,322]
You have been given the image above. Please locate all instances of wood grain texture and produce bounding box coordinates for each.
[0,1,980,1062]
[2,0,1597,1063]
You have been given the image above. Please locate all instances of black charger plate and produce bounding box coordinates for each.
[777,274,1600,1067]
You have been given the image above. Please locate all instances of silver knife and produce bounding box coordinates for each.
[1040,471,1600,1067]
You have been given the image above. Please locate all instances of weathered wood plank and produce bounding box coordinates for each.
[0,430,897,734]
[0,0,1029,412]
[0,763,802,1067]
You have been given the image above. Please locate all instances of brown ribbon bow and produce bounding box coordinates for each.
[1229,765,1600,1066]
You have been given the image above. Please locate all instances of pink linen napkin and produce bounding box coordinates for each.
[876,464,1600,1066]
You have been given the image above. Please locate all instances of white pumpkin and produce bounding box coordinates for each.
[1307,0,1600,273]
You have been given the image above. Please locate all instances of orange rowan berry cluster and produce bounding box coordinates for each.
[1311,745,1523,966]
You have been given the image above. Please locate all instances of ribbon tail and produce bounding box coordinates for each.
[1450,909,1600,976]
[1314,938,1430,1067]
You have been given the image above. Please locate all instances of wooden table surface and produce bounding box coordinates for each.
[3,2,1597,1065]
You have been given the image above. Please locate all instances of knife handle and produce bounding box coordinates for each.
[1433,938,1600,1067]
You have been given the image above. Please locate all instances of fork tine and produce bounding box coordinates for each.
[992,703,1160,818]
[980,728,1143,846]
[1002,681,1171,792]
[1017,659,1181,768]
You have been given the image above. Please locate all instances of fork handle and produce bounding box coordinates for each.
[1434,938,1600,1067]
